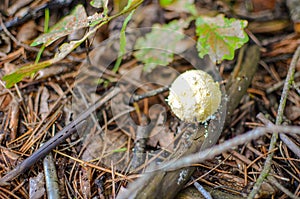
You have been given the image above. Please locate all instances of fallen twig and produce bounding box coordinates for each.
[248,45,300,199]
[158,125,300,172]
[257,113,300,158]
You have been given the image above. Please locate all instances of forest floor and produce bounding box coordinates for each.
[0,0,299,198]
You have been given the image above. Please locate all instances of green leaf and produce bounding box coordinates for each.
[160,0,196,15]
[3,1,142,88]
[2,60,54,88]
[134,20,188,72]
[195,14,249,63]
[90,0,107,8]
[111,148,127,153]
[31,4,88,47]
[3,39,83,88]
[159,0,174,7]
[113,10,135,72]
[35,8,50,64]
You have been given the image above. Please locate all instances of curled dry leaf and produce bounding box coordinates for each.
[1,148,20,166]
[285,105,300,120]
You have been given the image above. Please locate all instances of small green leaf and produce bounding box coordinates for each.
[31,4,88,47]
[90,0,107,8]
[134,20,188,72]
[2,60,54,88]
[195,14,249,63]
[113,10,135,72]
[3,39,82,88]
[159,0,174,7]
[159,0,196,14]
[111,148,127,153]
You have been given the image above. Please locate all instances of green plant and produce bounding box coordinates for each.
[134,2,249,70]
[3,0,249,87]
[113,9,135,72]
[134,19,189,72]
[34,8,50,64]
[195,14,248,63]
[3,0,142,88]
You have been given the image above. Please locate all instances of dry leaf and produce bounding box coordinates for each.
[29,173,45,199]
[16,20,38,43]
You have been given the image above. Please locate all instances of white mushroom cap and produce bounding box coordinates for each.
[167,70,221,122]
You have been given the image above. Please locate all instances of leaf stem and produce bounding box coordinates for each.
[35,8,49,64]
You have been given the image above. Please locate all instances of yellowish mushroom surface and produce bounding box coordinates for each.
[167,70,221,122]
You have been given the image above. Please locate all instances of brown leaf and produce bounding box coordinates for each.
[39,87,50,120]
[0,33,11,54]
[8,100,19,140]
[0,87,12,111]
[29,173,45,199]
[285,105,300,120]
[16,20,38,43]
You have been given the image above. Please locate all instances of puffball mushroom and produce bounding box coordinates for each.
[167,70,221,123]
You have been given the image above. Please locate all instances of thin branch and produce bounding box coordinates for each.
[267,176,300,199]
[257,113,300,158]
[151,125,300,172]
[248,45,300,199]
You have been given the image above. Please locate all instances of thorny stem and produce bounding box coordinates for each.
[247,45,300,199]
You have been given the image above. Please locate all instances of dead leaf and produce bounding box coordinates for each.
[1,147,20,166]
[16,20,38,43]
[0,92,12,111]
[31,4,88,47]
[81,130,128,171]
[250,0,276,12]
[8,100,19,140]
[7,0,32,16]
[147,106,174,151]
[34,64,70,80]
[0,33,11,54]
[285,105,300,120]
[29,173,45,199]
[80,167,91,199]
[39,87,50,120]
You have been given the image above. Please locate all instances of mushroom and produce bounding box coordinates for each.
[167,70,221,122]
